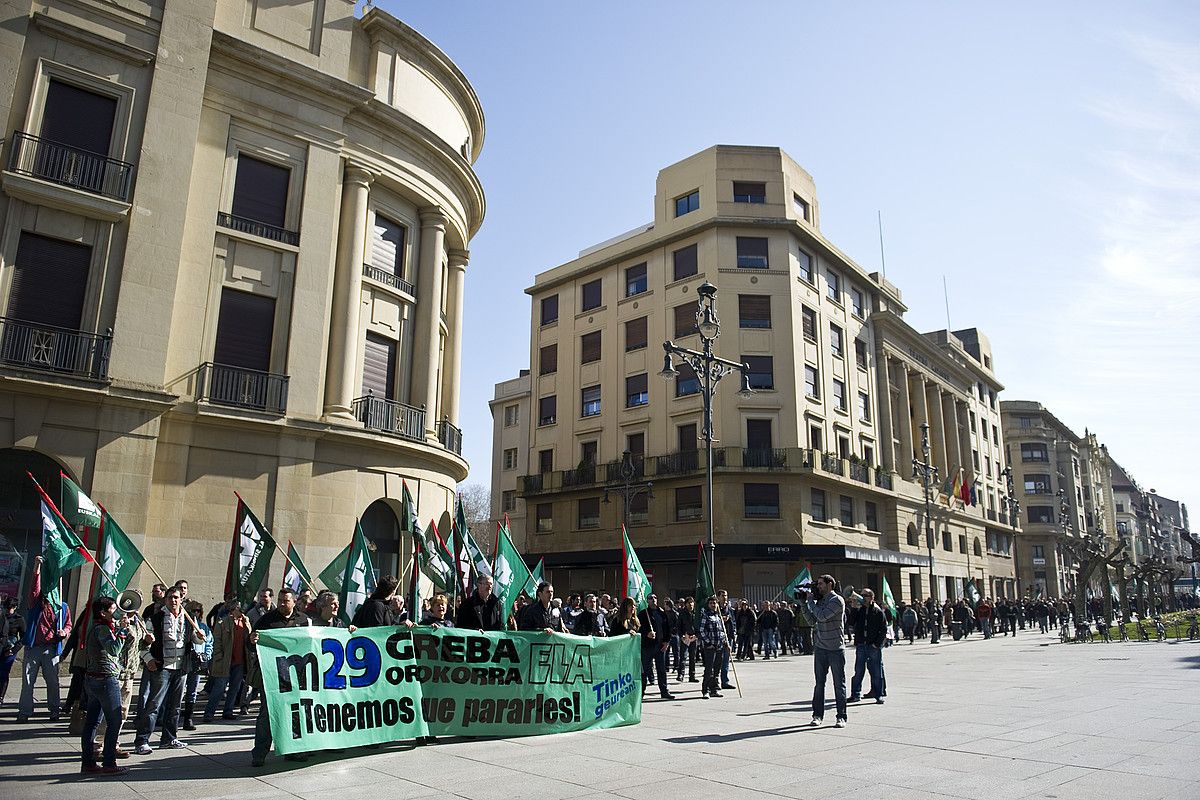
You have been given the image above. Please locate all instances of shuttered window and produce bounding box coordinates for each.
[581,279,602,311]
[231,154,290,228]
[738,295,771,328]
[41,80,115,156]
[625,316,647,351]
[539,343,557,375]
[7,232,91,329]
[673,303,697,338]
[580,331,601,363]
[672,244,698,281]
[370,215,405,278]
[213,288,274,372]
[736,237,769,268]
[361,332,397,399]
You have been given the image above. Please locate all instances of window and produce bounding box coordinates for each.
[863,445,874,466]
[907,524,919,546]
[538,395,557,426]
[673,244,698,281]
[535,503,553,533]
[851,287,866,318]
[625,316,647,351]
[858,392,871,421]
[1021,443,1048,462]
[627,432,645,458]
[838,436,851,460]
[744,484,780,519]
[370,214,406,280]
[502,448,518,470]
[865,501,879,532]
[503,404,519,427]
[809,424,823,451]
[578,498,600,529]
[802,306,818,341]
[675,190,700,217]
[826,271,842,303]
[972,450,980,470]
[1116,502,1125,513]
[738,295,771,328]
[810,489,827,522]
[628,492,649,525]
[742,355,774,390]
[580,441,598,465]
[538,449,554,474]
[804,365,820,399]
[793,193,810,220]
[580,331,602,363]
[1032,545,1045,560]
[539,344,557,375]
[675,362,700,397]
[992,424,999,445]
[832,379,847,411]
[625,263,647,297]
[1023,474,1051,495]
[839,496,854,527]
[829,324,844,358]
[674,303,698,338]
[678,423,698,451]
[214,288,275,373]
[581,385,601,417]
[733,181,766,203]
[6,232,91,334]
[37,79,117,182]
[942,531,953,551]
[855,339,868,371]
[232,154,290,229]
[1018,416,1034,429]
[581,279,602,311]
[798,250,814,284]
[541,295,559,325]
[501,491,517,513]
[1028,506,1054,524]
[959,535,968,554]
[676,486,703,521]
[736,237,769,269]
[626,373,648,407]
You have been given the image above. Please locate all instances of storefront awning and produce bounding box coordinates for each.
[533,543,929,569]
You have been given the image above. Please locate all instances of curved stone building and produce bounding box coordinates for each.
[0,0,484,608]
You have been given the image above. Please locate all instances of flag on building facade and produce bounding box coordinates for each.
[337,521,376,624]
[225,495,277,608]
[621,526,650,611]
[59,472,102,531]
[968,480,978,507]
[880,575,898,616]
[959,471,972,505]
[783,565,813,602]
[282,540,313,594]
[693,541,714,627]
[492,519,532,618]
[949,468,964,508]
[29,475,93,609]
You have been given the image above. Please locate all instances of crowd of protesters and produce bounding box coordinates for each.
[1,553,1197,775]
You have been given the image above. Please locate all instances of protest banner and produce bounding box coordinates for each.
[255,626,642,754]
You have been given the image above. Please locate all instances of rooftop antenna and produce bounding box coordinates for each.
[943,275,952,331]
[876,210,887,279]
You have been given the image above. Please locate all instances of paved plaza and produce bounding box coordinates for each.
[1,632,1198,800]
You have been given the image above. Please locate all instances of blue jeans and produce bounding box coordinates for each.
[82,676,122,767]
[850,644,883,698]
[812,647,847,720]
[18,644,60,718]
[204,664,244,719]
[135,666,184,746]
[762,628,779,657]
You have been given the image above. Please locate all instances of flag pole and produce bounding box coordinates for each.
[280,540,320,594]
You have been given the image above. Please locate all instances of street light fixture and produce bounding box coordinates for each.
[660,281,752,578]
[603,450,654,528]
[912,422,940,604]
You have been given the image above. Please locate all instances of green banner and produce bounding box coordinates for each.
[256,627,642,754]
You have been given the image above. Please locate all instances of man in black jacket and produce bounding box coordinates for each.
[848,589,887,703]
[516,583,563,633]
[248,588,309,767]
[571,594,604,637]
[637,595,674,700]
[351,575,402,629]
[675,597,698,682]
[456,575,504,630]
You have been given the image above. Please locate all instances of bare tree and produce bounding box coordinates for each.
[457,483,493,557]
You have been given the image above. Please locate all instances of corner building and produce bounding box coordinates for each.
[495,146,1017,603]
[0,0,484,608]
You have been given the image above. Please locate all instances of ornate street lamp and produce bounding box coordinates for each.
[913,422,940,603]
[603,450,653,528]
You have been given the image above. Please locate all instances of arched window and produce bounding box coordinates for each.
[906,523,919,546]
[973,537,983,557]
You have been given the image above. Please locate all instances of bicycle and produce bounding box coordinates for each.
[1059,623,1072,643]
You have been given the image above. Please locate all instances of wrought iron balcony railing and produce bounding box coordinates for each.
[362,263,416,296]
[0,316,111,380]
[352,392,424,441]
[216,212,299,246]
[437,419,462,455]
[7,131,134,201]
[196,362,288,414]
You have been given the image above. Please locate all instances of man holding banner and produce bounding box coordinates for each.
[248,587,311,767]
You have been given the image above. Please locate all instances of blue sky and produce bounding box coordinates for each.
[378,1,1200,508]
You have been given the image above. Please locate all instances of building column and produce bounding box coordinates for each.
[926,381,948,477]
[896,360,915,472]
[877,356,896,472]
[942,392,963,478]
[412,208,447,439]
[956,399,973,481]
[441,249,468,426]
[323,164,373,420]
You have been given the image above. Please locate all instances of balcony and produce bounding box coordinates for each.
[874,470,894,490]
[196,362,288,414]
[822,452,845,475]
[742,448,789,470]
[216,212,299,246]
[362,263,416,296]
[655,449,702,476]
[7,131,133,201]
[352,392,424,440]
[437,419,462,455]
[848,460,870,484]
[562,463,597,488]
[986,509,997,521]
[0,317,111,380]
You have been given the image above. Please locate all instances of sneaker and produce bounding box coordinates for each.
[710,691,723,698]
[810,716,822,727]
[834,718,847,728]
[160,739,188,749]
[81,763,103,774]
[134,743,152,756]
[876,698,885,704]
[101,765,131,776]
[848,695,862,703]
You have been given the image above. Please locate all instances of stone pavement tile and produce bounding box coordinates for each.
[822,782,958,800]
[609,775,762,800]
[259,763,400,793]
[1109,751,1200,780]
[0,777,146,800]
[448,774,596,800]
[1042,769,1194,800]
[1035,735,1159,769]
[701,762,825,791]
[918,765,1090,800]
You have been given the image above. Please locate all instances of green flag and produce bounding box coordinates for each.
[59,472,101,530]
[692,541,714,628]
[319,544,351,595]
[621,526,650,611]
[282,540,313,594]
[880,575,898,617]
[30,476,91,609]
[523,558,545,597]
[401,482,419,534]
[225,496,277,608]
[96,508,143,594]
[782,565,813,603]
[338,521,376,624]
[417,520,455,593]
[492,521,532,618]
[964,579,980,609]
[464,528,492,580]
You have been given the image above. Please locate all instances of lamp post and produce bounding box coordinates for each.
[912,422,939,603]
[660,281,753,579]
[1000,465,1020,595]
[1057,487,1073,598]
[603,450,654,528]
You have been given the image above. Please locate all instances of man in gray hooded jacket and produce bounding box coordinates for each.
[799,574,847,728]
